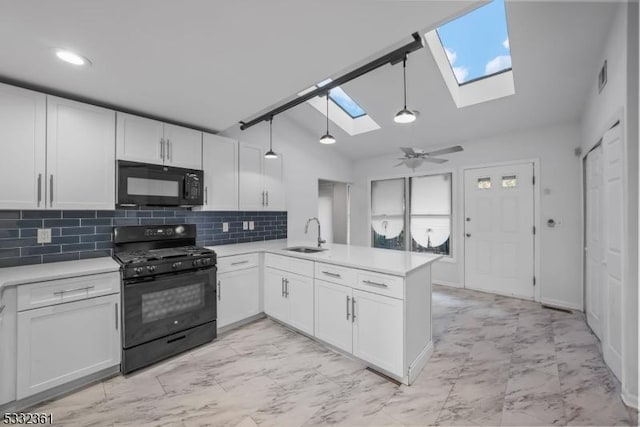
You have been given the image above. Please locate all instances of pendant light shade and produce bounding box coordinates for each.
[394,55,416,124]
[264,117,278,158]
[319,94,336,144]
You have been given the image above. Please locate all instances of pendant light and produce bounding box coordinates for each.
[319,93,336,144]
[264,116,278,159]
[394,54,416,124]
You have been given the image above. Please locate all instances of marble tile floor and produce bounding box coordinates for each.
[32,285,637,426]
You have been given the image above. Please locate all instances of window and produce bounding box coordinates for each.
[436,0,512,85]
[317,79,366,119]
[371,178,405,251]
[410,174,452,256]
[370,174,453,257]
[502,175,517,188]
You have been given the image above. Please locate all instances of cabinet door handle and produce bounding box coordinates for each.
[261,191,265,207]
[266,191,269,207]
[49,174,54,205]
[346,296,350,320]
[167,139,172,161]
[322,271,341,278]
[362,280,388,288]
[217,280,221,301]
[205,187,208,205]
[352,297,356,323]
[37,173,42,207]
[231,260,249,266]
[285,278,289,298]
[115,303,119,330]
[281,277,285,297]
[53,285,95,296]
[160,138,164,160]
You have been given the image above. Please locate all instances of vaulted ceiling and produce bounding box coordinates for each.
[0,1,619,160]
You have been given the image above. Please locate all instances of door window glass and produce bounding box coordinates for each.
[477,177,492,189]
[371,178,405,250]
[410,174,452,256]
[502,175,517,188]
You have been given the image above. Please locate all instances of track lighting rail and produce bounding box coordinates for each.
[239,32,424,131]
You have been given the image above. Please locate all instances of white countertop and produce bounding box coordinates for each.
[208,239,441,276]
[0,257,121,294]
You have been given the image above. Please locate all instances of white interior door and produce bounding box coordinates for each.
[585,144,604,339]
[601,124,623,380]
[464,163,535,299]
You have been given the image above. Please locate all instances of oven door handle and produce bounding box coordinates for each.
[123,267,215,286]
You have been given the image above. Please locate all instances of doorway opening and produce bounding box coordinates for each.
[318,180,351,244]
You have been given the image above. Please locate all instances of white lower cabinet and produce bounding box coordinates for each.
[352,289,404,377]
[217,267,260,329]
[314,279,353,353]
[264,267,313,335]
[16,293,120,399]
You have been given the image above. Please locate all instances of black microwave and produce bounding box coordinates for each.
[117,160,204,207]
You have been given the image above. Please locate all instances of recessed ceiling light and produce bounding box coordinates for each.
[55,49,90,66]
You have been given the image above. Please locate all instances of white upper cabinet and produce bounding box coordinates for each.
[164,124,202,170]
[47,97,116,210]
[263,155,285,211]
[202,133,238,210]
[239,142,265,210]
[0,84,46,209]
[239,142,285,211]
[116,112,202,169]
[116,113,164,165]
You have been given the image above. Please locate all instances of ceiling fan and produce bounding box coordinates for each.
[394,145,464,170]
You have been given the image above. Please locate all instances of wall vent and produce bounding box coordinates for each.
[598,60,607,93]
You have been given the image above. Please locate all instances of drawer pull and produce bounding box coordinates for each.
[231,260,250,266]
[362,280,388,288]
[322,271,341,278]
[53,285,95,296]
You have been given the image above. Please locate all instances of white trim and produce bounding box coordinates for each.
[461,158,541,303]
[433,280,463,289]
[407,341,433,385]
[622,388,639,410]
[540,297,583,312]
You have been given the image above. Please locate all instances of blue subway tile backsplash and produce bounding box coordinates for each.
[0,209,287,268]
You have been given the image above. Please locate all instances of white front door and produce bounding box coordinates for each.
[601,124,623,380]
[464,163,535,299]
[585,144,604,339]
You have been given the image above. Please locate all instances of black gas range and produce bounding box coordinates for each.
[113,224,217,374]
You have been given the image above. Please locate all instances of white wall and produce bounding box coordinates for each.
[579,1,638,409]
[351,122,583,309]
[318,182,334,244]
[222,114,353,241]
[332,183,349,244]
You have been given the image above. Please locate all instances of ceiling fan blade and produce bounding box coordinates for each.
[422,157,448,164]
[393,161,407,167]
[424,145,464,157]
[400,147,417,156]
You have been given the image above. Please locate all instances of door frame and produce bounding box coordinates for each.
[461,158,541,303]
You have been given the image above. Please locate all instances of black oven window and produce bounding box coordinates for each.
[141,283,206,323]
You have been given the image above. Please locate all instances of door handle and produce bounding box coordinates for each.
[53,285,95,296]
[322,271,341,278]
[281,277,285,297]
[231,260,249,266]
[466,233,472,237]
[362,280,387,288]
[351,297,356,323]
[167,139,172,161]
[346,296,350,320]
[37,173,42,207]
[205,187,208,205]
[160,138,164,160]
[217,280,221,301]
[49,174,54,206]
[284,278,289,298]
[115,303,119,330]
[266,191,269,207]
[262,191,265,207]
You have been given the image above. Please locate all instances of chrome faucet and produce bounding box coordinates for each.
[305,217,326,247]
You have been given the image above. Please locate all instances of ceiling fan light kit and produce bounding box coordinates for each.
[394,145,464,170]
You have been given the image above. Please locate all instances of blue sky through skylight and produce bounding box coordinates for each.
[316,78,367,119]
[437,0,511,84]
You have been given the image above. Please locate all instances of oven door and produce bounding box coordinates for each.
[122,267,216,348]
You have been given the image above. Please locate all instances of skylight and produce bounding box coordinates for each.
[437,0,511,85]
[316,79,367,118]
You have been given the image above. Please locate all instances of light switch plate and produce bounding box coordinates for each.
[222,222,229,232]
[249,221,255,230]
[243,221,249,230]
[37,228,52,244]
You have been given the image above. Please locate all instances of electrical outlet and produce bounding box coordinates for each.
[243,221,249,230]
[249,221,255,230]
[222,222,229,232]
[37,228,52,244]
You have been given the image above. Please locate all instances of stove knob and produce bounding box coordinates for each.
[193,259,202,267]
[172,262,182,269]
[203,258,211,265]
[147,265,156,273]
[134,267,143,275]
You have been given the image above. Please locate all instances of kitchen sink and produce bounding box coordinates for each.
[284,246,328,254]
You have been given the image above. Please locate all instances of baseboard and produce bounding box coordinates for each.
[433,280,463,289]
[408,341,434,385]
[217,312,266,335]
[622,387,639,410]
[540,297,583,312]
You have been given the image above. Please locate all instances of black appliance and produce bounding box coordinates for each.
[113,224,217,374]
[117,160,204,207]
